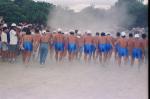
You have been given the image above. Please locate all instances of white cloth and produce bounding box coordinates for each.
[9,30,18,45]
[1,32,7,43]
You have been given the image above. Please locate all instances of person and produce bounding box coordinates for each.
[32,28,41,60]
[21,27,33,64]
[83,30,93,62]
[49,31,56,59]
[39,30,50,65]
[141,33,148,63]
[92,32,99,60]
[114,32,121,60]
[106,33,113,60]
[62,32,69,58]
[131,34,144,66]
[53,28,65,61]
[9,23,18,63]
[127,33,134,63]
[115,32,128,66]
[1,24,9,61]
[98,32,107,63]
[76,31,84,60]
[67,30,77,61]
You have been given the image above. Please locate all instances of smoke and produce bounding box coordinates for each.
[47,3,135,34]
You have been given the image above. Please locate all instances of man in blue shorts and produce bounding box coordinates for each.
[83,31,93,62]
[131,34,143,66]
[115,32,128,66]
[54,28,65,61]
[98,32,107,63]
[67,30,77,61]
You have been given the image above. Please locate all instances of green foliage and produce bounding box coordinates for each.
[0,0,148,28]
[0,0,54,24]
[115,0,148,28]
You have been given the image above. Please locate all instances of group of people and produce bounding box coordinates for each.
[0,23,148,66]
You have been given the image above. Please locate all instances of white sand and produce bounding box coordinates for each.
[0,55,148,99]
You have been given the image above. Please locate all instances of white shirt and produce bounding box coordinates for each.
[9,30,18,45]
[1,32,7,43]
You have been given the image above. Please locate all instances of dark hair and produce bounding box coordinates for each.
[3,27,7,31]
[96,32,99,36]
[142,33,147,39]
[75,30,78,33]
[116,32,120,37]
[10,26,16,30]
[35,28,39,33]
[26,28,31,35]
[58,31,61,34]
[70,31,74,35]
[101,32,105,36]
[122,36,126,38]
[129,33,133,37]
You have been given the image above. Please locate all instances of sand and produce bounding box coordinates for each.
[0,55,148,99]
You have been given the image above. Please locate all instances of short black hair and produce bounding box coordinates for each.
[26,28,31,35]
[3,27,7,31]
[129,33,133,37]
[101,32,105,36]
[116,32,120,37]
[58,31,61,34]
[70,31,74,35]
[96,32,99,36]
[142,33,147,39]
[75,30,78,33]
[35,28,39,33]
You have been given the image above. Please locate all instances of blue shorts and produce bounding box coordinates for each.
[68,43,77,53]
[106,43,112,52]
[92,45,96,53]
[115,44,120,52]
[98,44,107,53]
[118,47,128,57]
[55,42,64,52]
[132,48,142,59]
[23,41,33,52]
[84,44,93,55]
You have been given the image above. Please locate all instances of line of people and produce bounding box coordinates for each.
[0,23,148,66]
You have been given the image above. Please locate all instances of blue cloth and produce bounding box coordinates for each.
[23,41,33,52]
[39,43,49,64]
[7,32,10,44]
[55,42,64,52]
[92,45,96,53]
[68,43,77,53]
[84,44,93,55]
[106,43,112,52]
[118,47,128,57]
[98,44,107,53]
[132,48,142,59]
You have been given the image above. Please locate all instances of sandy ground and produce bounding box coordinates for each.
[0,54,148,99]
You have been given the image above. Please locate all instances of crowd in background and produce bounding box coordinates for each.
[0,22,148,67]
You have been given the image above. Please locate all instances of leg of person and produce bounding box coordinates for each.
[39,44,44,64]
[42,46,48,64]
[118,47,122,66]
[124,48,128,65]
[84,44,88,62]
[68,43,71,61]
[59,43,64,61]
[98,44,102,63]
